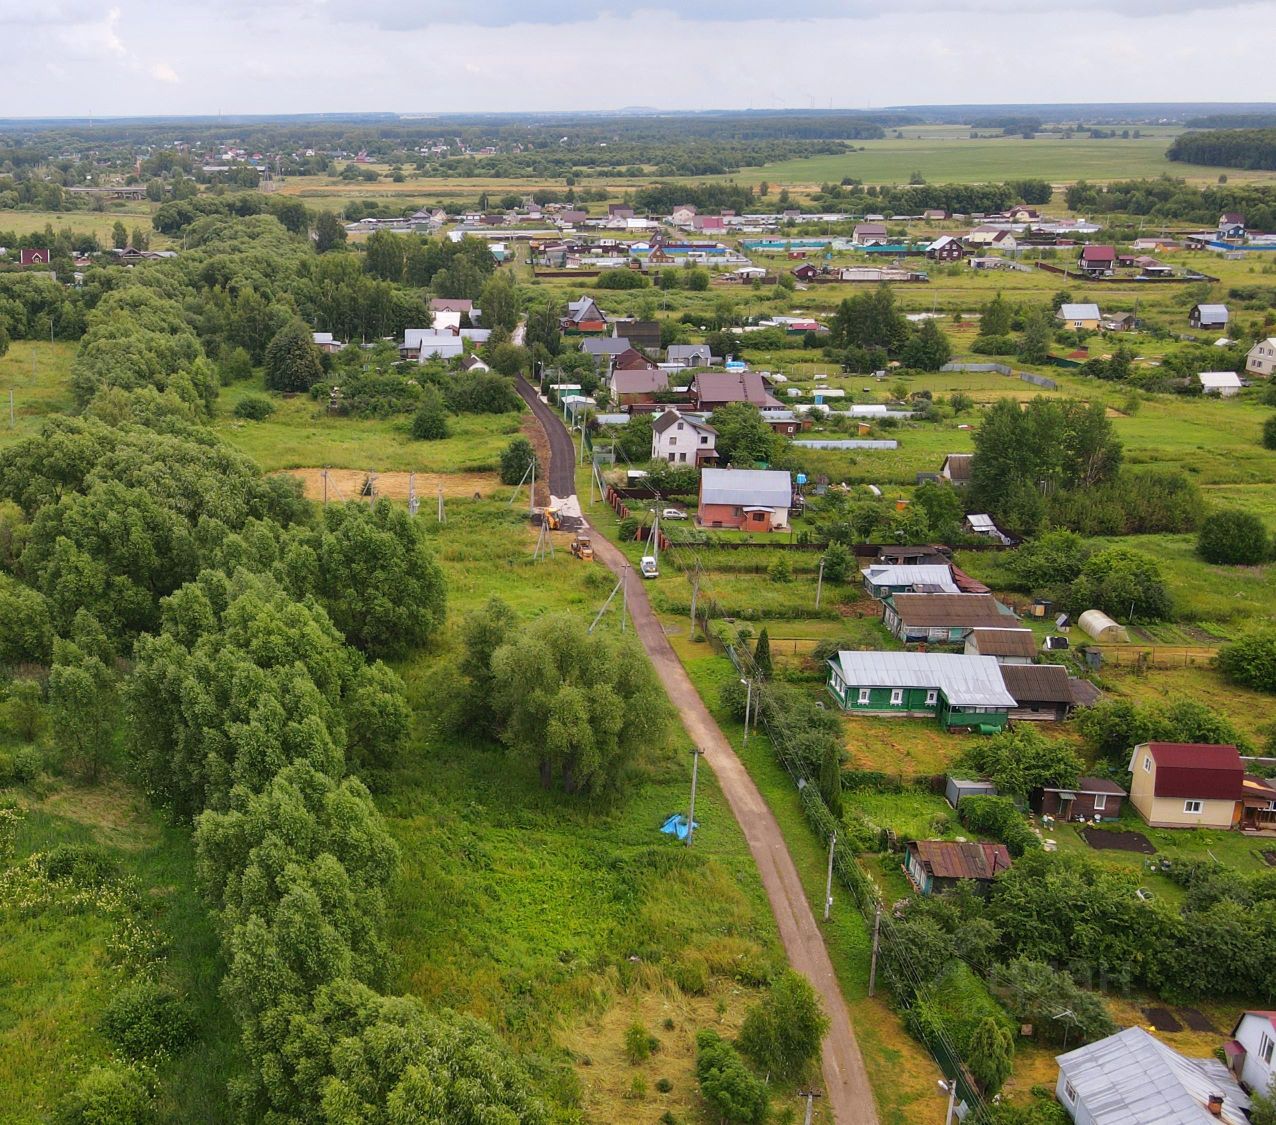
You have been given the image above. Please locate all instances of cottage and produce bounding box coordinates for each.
[692,371,782,412]
[698,468,792,531]
[402,328,465,361]
[665,343,714,369]
[1246,338,1276,378]
[904,840,1012,894]
[758,408,801,436]
[670,205,697,227]
[563,295,608,332]
[1128,742,1245,829]
[1198,371,1243,396]
[964,628,1036,664]
[430,297,474,315]
[612,347,659,372]
[459,354,490,373]
[311,331,344,354]
[939,453,971,486]
[1057,303,1102,331]
[1056,1026,1250,1125]
[1219,212,1247,240]
[853,221,889,246]
[926,235,966,261]
[861,564,958,599]
[826,651,1015,731]
[1226,1011,1276,1096]
[651,410,717,465]
[999,662,1075,722]
[884,593,1009,644]
[1034,777,1127,821]
[1189,303,1230,330]
[611,368,669,407]
[1078,245,1117,276]
[791,262,822,281]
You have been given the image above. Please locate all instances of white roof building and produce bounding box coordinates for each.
[860,564,959,595]
[1058,303,1102,323]
[699,468,791,509]
[827,651,1016,709]
[1198,371,1242,395]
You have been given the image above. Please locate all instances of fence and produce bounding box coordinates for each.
[1085,644,1217,669]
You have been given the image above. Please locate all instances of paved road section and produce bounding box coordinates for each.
[515,378,880,1125]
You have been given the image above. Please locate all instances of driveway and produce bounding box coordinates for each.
[515,378,879,1124]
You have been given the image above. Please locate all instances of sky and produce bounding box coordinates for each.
[2,0,1275,117]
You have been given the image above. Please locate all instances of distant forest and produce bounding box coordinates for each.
[1168,128,1276,171]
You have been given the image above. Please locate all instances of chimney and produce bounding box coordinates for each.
[1207,1094,1225,1116]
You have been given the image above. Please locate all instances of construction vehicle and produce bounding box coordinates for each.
[570,534,594,560]
[544,508,561,530]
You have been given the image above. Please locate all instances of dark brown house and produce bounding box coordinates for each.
[999,663,1075,722]
[1034,777,1127,821]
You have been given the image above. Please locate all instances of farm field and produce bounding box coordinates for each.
[0,204,169,246]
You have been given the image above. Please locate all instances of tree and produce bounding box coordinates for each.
[980,291,1013,337]
[1008,530,1091,592]
[315,500,447,657]
[1018,306,1054,364]
[830,285,909,354]
[489,613,672,795]
[901,318,952,371]
[410,386,450,440]
[967,1017,1015,1094]
[990,958,1116,1047]
[131,226,149,252]
[48,640,116,782]
[695,1030,768,1125]
[1264,415,1276,451]
[457,596,519,738]
[498,436,537,485]
[959,726,1082,802]
[710,402,778,466]
[314,210,347,253]
[1251,1080,1276,1125]
[111,220,128,249]
[737,969,829,1081]
[363,229,405,281]
[1069,547,1171,622]
[1198,509,1270,565]
[264,320,323,393]
[752,628,773,677]
[821,541,853,584]
[479,271,520,333]
[0,573,53,665]
[820,741,844,819]
[1216,630,1276,694]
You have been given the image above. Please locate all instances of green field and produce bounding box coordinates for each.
[0,205,170,246]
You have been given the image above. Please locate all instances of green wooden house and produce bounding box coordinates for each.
[826,650,1014,731]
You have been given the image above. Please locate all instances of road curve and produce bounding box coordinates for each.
[515,377,880,1125]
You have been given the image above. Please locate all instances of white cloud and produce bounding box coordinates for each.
[150,61,179,83]
[55,5,127,60]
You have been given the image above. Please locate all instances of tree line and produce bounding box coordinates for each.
[1168,128,1276,171]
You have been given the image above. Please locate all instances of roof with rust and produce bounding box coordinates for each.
[908,839,1012,881]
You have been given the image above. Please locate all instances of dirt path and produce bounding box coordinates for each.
[515,378,879,1125]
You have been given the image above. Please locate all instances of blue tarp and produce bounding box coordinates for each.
[660,813,698,840]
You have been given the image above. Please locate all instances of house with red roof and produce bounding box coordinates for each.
[1227,1011,1276,1096]
[1127,742,1245,829]
[1078,244,1117,276]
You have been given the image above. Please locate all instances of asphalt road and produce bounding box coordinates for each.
[516,377,880,1125]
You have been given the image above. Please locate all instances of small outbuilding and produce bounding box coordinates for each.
[1034,777,1127,821]
[945,776,998,809]
[1198,371,1242,397]
[905,840,1012,895]
[1078,610,1129,643]
[1189,303,1230,330]
[1000,663,1076,722]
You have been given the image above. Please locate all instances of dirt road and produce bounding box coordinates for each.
[515,379,879,1125]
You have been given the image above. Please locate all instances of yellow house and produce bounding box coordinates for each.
[1127,742,1244,829]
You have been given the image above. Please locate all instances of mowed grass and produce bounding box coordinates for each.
[1,779,238,1124]
[0,341,78,448]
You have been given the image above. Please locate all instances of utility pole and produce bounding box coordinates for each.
[437,483,445,523]
[798,1090,822,1125]
[742,677,753,745]
[366,471,376,507]
[322,467,329,506]
[529,459,536,516]
[620,564,628,632]
[407,471,417,516]
[815,556,825,609]
[868,903,882,996]
[689,571,700,637]
[686,748,704,846]
[823,832,836,921]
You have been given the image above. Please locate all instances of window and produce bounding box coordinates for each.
[925,690,937,706]
[678,452,687,463]
[667,453,675,463]
[1261,1033,1274,1064]
[1143,755,1152,773]
[857,688,871,705]
[1064,1081,1077,1104]
[700,435,709,445]
[1093,794,1107,811]
[890,689,903,706]
[676,422,684,430]
[1184,800,1203,814]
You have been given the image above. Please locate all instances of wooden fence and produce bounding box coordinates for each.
[1086,644,1217,669]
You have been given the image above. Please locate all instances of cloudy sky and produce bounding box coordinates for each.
[2,0,1275,117]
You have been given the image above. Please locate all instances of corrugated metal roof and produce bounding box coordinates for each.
[700,468,792,508]
[968,628,1037,658]
[1060,303,1101,320]
[889,593,1007,628]
[908,840,1012,880]
[1134,743,1245,800]
[1057,1026,1250,1124]
[862,565,958,593]
[830,651,1016,708]
[1195,303,1229,319]
[1000,662,1074,703]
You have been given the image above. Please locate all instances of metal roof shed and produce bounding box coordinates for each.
[944,777,998,809]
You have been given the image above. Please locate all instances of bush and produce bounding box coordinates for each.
[1198,509,1270,565]
[0,746,40,788]
[737,969,829,1081]
[695,1030,768,1125]
[498,437,538,485]
[822,541,854,583]
[971,334,1018,355]
[1069,547,1170,622]
[101,981,198,1059]
[56,1063,153,1125]
[1263,414,1276,450]
[958,795,1040,857]
[410,388,451,440]
[1216,630,1276,694]
[990,957,1117,1046]
[625,1022,659,1064]
[595,268,648,289]
[232,395,276,421]
[768,556,792,583]
[38,844,120,887]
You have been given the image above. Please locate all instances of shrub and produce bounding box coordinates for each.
[101,981,198,1059]
[498,437,538,485]
[968,1016,1015,1095]
[737,969,828,1081]
[1216,630,1276,694]
[595,268,648,289]
[38,844,120,887]
[1069,547,1170,622]
[3,678,45,742]
[655,1077,673,1093]
[0,746,39,788]
[695,1030,768,1125]
[232,395,276,421]
[971,334,1018,355]
[768,556,792,583]
[625,1022,658,1064]
[1198,509,1270,565]
[990,957,1117,1046]
[821,541,853,583]
[958,795,1040,857]
[1263,414,1276,450]
[410,394,451,441]
[56,1063,153,1125]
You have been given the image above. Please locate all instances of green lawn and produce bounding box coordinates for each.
[0,205,171,246]
[0,341,78,449]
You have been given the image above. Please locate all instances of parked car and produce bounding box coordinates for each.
[662,507,687,520]
[640,556,659,579]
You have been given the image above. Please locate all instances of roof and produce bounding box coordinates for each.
[694,371,781,408]
[941,453,972,481]
[889,593,1007,629]
[429,297,473,313]
[567,295,604,320]
[1000,662,1074,704]
[1135,743,1245,801]
[1044,776,1127,797]
[652,409,716,436]
[700,468,792,509]
[1194,303,1230,320]
[1059,303,1102,320]
[862,564,958,593]
[854,221,888,235]
[1056,1026,1250,1124]
[1198,371,1242,388]
[1232,1011,1276,1037]
[968,628,1037,658]
[613,348,658,371]
[907,839,1013,881]
[1081,244,1116,261]
[611,369,669,396]
[829,650,1016,708]
[582,337,632,356]
[666,343,713,362]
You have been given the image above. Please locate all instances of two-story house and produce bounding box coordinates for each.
[1127,742,1244,829]
[1246,337,1276,378]
[651,409,717,465]
[1227,1011,1276,1097]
